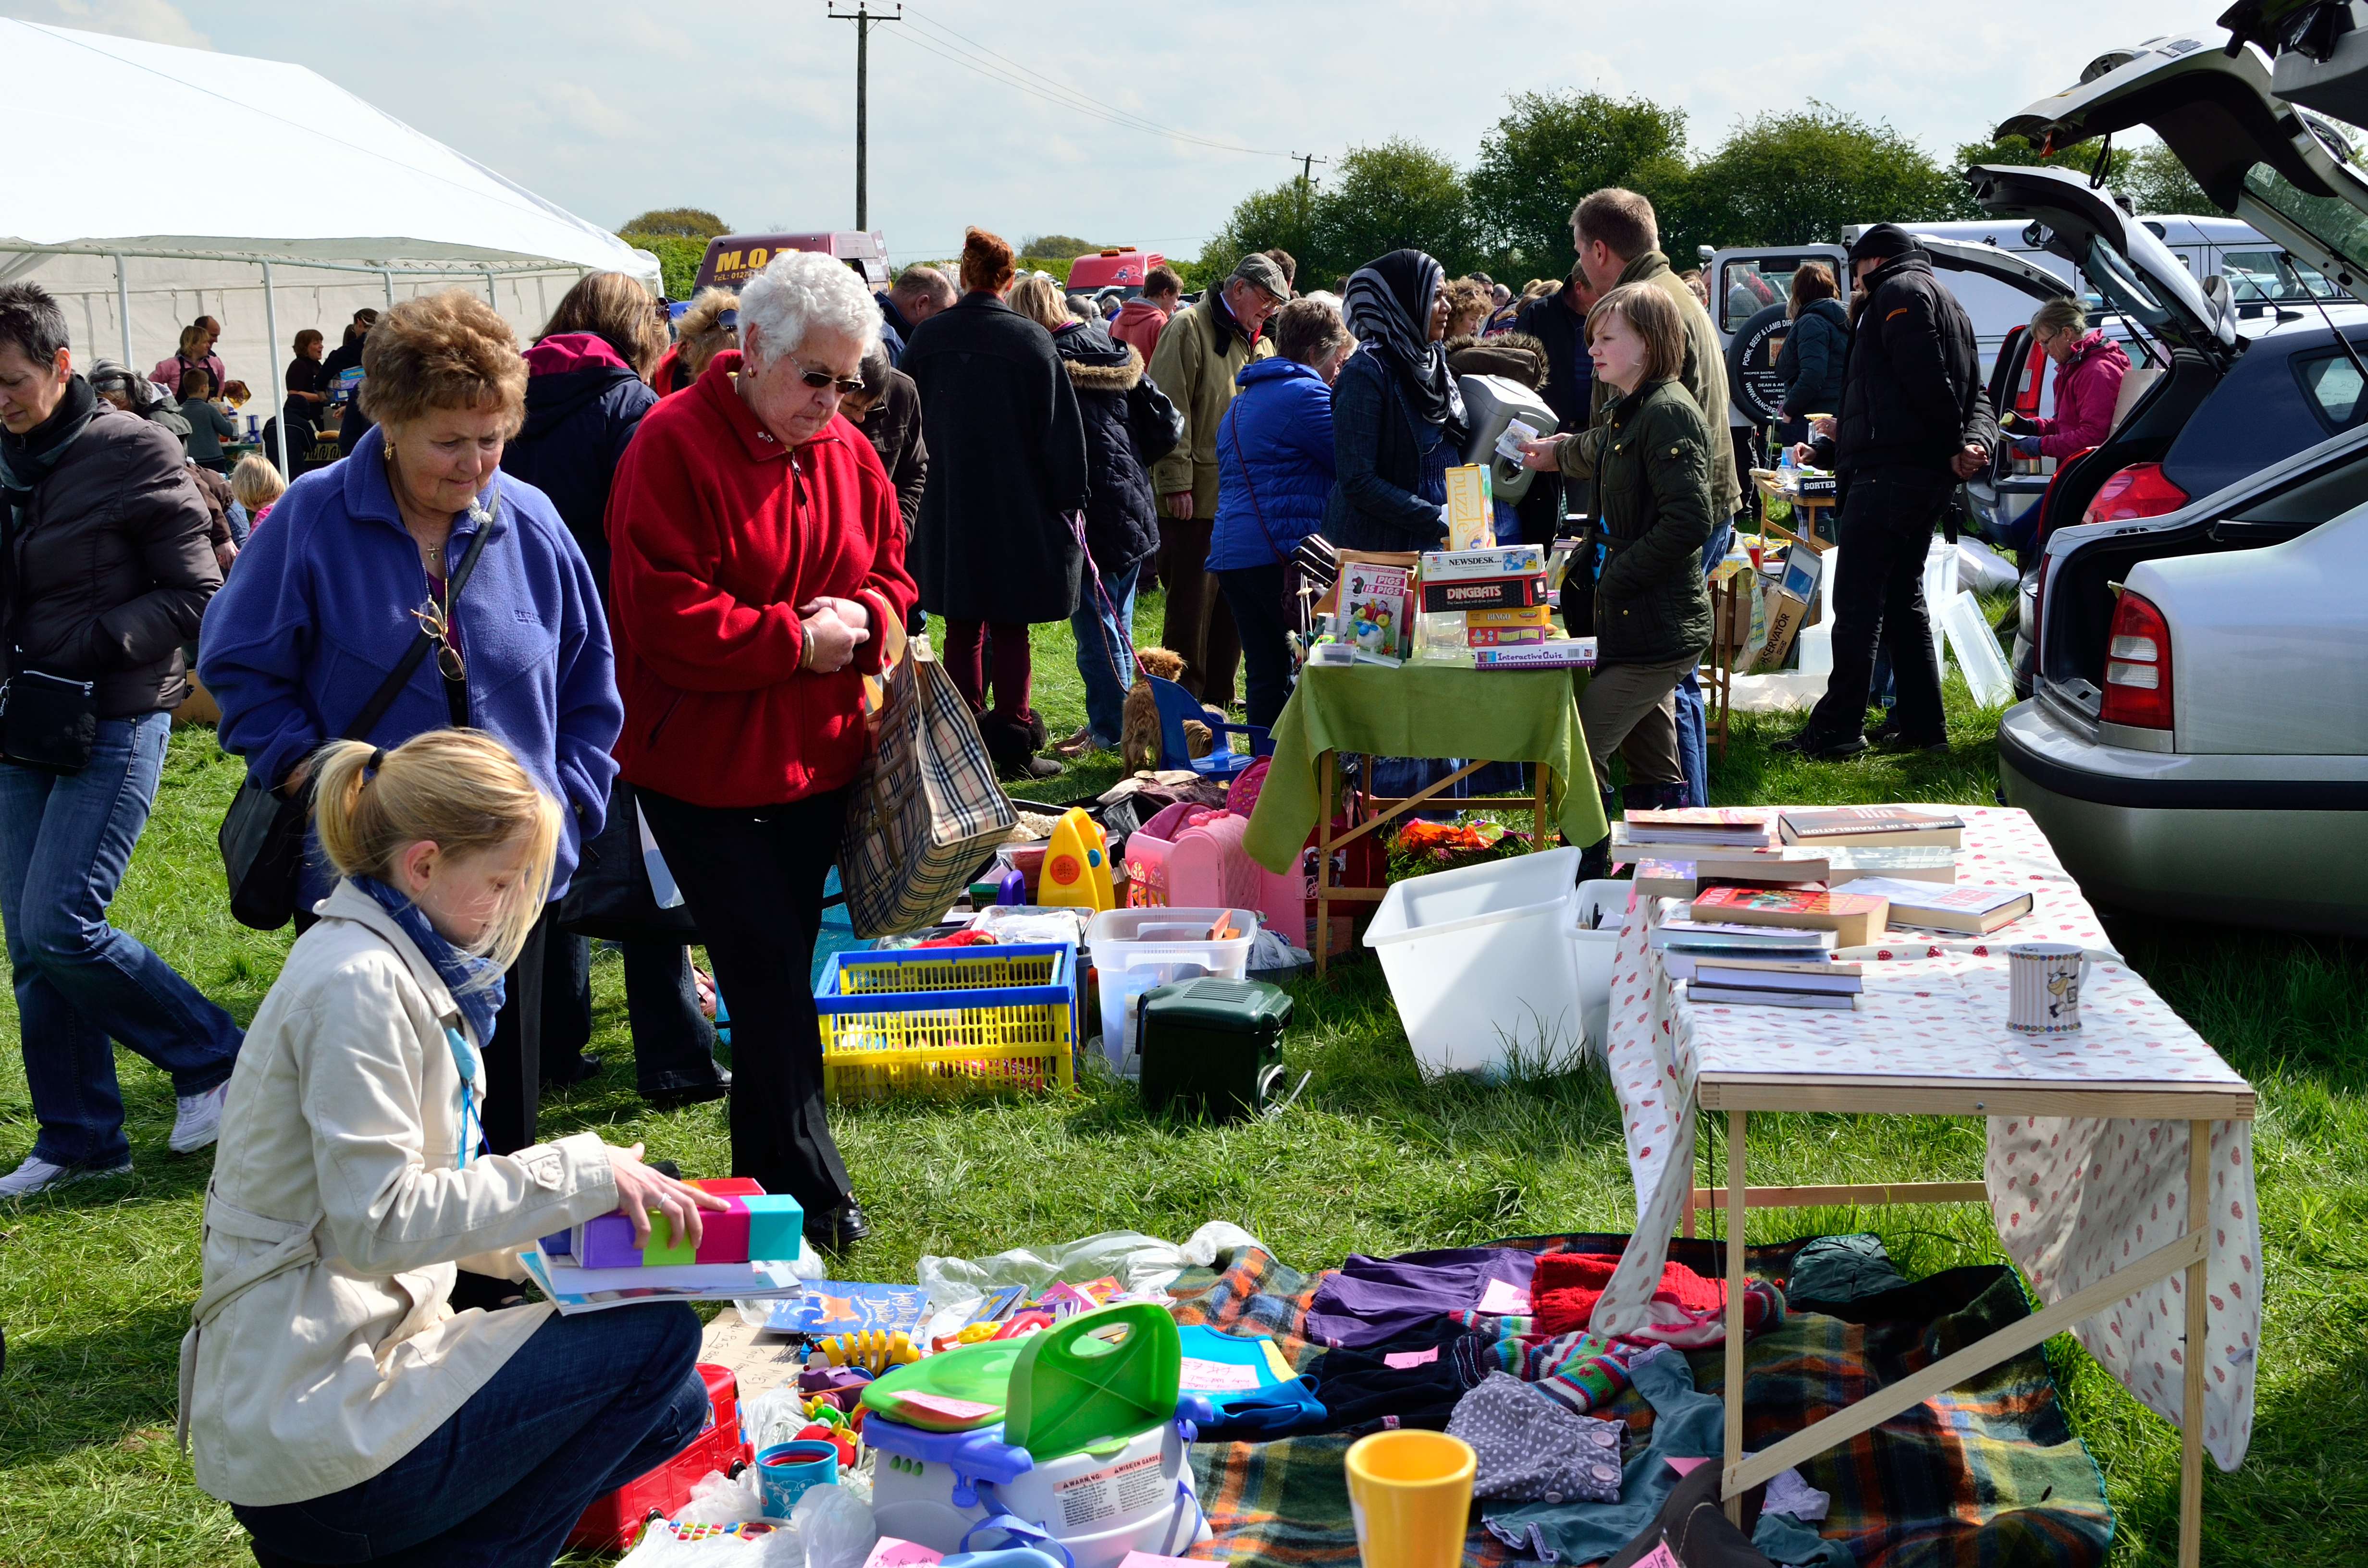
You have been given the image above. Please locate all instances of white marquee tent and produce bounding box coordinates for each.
[1,20,659,474]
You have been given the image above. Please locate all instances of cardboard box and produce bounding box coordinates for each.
[1445,465,1493,548]
[1468,626,1551,647]
[1753,549,1825,672]
[1475,638,1596,668]
[1464,604,1555,629]
[1421,544,1546,581]
[1420,574,1547,613]
[1318,549,1419,617]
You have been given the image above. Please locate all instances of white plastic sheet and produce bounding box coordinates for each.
[1940,590,2015,709]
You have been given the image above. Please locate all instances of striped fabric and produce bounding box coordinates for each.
[1167,1236,2111,1568]
[837,644,1016,937]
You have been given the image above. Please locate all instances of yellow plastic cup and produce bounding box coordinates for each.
[1345,1428,1477,1568]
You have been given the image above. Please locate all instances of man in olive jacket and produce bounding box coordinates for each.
[1145,254,1285,704]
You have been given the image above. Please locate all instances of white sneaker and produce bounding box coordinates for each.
[170,1080,232,1154]
[0,1153,134,1198]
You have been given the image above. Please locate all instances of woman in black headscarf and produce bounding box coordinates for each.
[1322,249,1463,552]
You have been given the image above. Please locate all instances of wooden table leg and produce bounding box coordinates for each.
[2180,1119,2212,1568]
[1534,765,1550,852]
[1315,750,1335,977]
[1724,1107,1747,1524]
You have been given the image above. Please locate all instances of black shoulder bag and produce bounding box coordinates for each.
[0,508,99,775]
[217,518,495,931]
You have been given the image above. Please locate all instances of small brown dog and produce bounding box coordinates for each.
[1120,647,1213,773]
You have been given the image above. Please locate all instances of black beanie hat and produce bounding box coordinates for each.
[1847,223,1919,268]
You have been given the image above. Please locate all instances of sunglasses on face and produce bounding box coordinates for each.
[797,365,865,396]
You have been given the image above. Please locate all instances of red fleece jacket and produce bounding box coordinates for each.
[606,350,917,807]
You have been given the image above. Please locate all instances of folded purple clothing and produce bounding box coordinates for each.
[1304,1247,1540,1350]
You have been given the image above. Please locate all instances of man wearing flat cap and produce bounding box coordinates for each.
[1779,222,1995,761]
[1145,253,1288,706]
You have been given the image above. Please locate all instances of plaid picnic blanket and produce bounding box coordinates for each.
[1167,1235,2111,1568]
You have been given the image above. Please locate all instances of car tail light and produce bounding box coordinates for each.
[2017,339,2047,418]
[2084,463,2189,524]
[2100,590,2173,731]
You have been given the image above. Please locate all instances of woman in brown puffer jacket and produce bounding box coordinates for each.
[0,282,242,1200]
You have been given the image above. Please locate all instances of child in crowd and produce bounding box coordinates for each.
[180,728,725,1566]
[230,451,285,528]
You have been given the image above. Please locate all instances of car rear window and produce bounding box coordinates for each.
[2295,347,2368,432]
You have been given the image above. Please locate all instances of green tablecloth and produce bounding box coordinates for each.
[1242,662,1604,873]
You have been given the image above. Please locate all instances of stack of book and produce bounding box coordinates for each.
[1687,954,1864,1010]
[1622,808,1777,850]
[1840,875,2034,934]
[1689,884,1889,946]
[1633,854,1825,900]
[1414,545,1551,661]
[1777,806,1966,848]
[1651,918,1837,979]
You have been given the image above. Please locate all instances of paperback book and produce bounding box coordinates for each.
[1688,984,1861,1010]
[1689,886,1889,946]
[1649,919,1837,951]
[1777,806,1965,849]
[1621,808,1776,848]
[1838,877,2035,934]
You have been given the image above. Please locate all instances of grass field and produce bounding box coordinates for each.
[0,592,2361,1567]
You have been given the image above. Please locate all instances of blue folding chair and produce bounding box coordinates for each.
[1147,675,1272,778]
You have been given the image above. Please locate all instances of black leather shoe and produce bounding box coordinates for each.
[806,1196,870,1250]
[642,1070,732,1112]
[1769,732,1868,761]
[539,1054,603,1088]
[1873,728,1950,754]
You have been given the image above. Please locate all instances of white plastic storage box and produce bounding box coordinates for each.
[1085,907,1259,1069]
[1572,880,1632,1058]
[1364,847,1587,1077]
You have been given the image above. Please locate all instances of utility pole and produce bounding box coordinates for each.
[828,2,901,230]
[1291,151,1327,227]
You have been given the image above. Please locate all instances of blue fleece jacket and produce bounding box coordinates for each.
[1209,357,1336,573]
[198,424,622,896]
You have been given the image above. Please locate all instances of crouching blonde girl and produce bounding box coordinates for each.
[180,729,727,1568]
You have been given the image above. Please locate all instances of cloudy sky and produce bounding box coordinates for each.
[12,0,2205,264]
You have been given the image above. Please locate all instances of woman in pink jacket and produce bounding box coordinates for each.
[2008,299,2131,461]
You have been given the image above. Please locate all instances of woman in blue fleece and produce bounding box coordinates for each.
[199,289,622,1157]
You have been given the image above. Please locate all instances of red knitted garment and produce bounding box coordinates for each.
[1532,1252,1725,1336]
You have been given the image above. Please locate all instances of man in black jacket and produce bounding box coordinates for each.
[1782,224,1996,760]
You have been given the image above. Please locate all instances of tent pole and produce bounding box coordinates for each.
[262,261,289,481]
[113,253,132,365]
[382,271,394,311]
[482,269,497,308]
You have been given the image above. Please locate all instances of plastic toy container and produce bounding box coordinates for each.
[1120,801,1303,943]
[1084,907,1258,1069]
[1363,847,1586,1077]
[814,943,1076,1099]
[566,1362,751,1551]
[1571,879,1631,1057]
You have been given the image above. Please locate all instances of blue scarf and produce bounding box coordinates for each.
[357,876,505,1052]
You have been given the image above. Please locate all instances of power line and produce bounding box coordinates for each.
[888,8,1296,160]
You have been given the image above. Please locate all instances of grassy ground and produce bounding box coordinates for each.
[0,591,2361,1566]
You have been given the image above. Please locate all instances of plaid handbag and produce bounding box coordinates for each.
[837,637,1016,936]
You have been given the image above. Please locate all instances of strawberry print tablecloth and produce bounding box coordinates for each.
[1592,805,2260,1470]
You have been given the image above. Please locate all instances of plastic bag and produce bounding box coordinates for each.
[916,1221,1269,1312]
[673,1467,770,1525]
[616,1520,801,1566]
[792,1482,878,1568]
[741,1385,814,1453]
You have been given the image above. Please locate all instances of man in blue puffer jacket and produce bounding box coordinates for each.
[1210,298,1355,729]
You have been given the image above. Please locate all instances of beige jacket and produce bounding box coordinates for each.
[179,881,620,1507]
[1146,292,1274,518]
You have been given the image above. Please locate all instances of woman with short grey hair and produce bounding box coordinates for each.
[2007,296,2131,485]
[604,248,916,1250]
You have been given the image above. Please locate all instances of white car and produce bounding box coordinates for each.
[1991,32,2368,934]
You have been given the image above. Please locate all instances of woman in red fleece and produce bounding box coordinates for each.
[606,250,915,1250]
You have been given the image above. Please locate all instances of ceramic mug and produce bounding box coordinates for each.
[2007,942,2090,1034]
[754,1439,839,1518]
[1345,1429,1476,1568]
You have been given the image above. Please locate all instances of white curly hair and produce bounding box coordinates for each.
[738,249,881,367]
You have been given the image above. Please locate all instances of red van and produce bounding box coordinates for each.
[1067,247,1166,297]
[693,232,892,293]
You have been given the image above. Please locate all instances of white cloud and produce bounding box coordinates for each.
[59,0,2205,263]
[3,0,209,47]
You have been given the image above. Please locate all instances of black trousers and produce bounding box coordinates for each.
[1215,563,1294,732]
[635,786,851,1215]
[541,933,726,1096]
[1803,466,1954,746]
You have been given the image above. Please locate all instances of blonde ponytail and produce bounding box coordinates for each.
[309,729,562,972]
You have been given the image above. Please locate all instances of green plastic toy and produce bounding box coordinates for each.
[1002,1304,1180,1463]
[862,1338,1023,1433]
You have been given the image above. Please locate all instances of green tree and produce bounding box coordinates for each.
[2123,142,2220,214]
[1467,90,1690,282]
[620,234,708,299]
[1198,179,1320,284]
[619,207,728,239]
[1313,139,1479,279]
[1951,131,2133,186]
[1018,234,1099,259]
[1679,104,1964,262]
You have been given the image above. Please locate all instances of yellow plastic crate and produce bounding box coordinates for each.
[814,942,1076,1101]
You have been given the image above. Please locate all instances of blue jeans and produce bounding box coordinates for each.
[235,1302,710,1566]
[1071,558,1142,747]
[1673,519,1735,808]
[0,712,242,1167]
